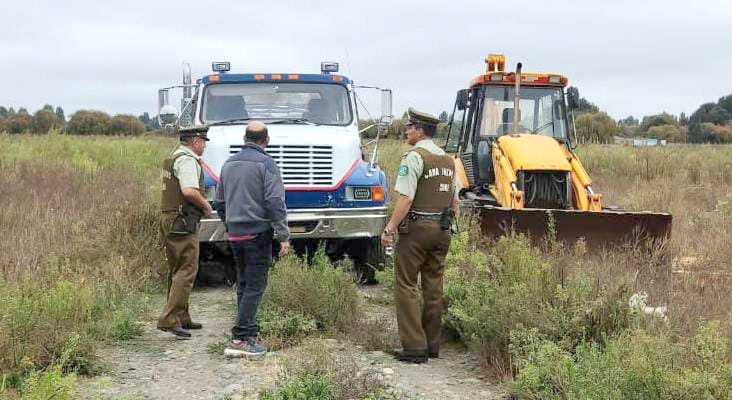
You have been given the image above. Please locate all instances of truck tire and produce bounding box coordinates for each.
[196,241,236,287]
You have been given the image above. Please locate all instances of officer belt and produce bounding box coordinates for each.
[408,211,442,221]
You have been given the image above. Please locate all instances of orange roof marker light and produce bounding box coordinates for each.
[254,74,265,80]
[486,54,505,72]
[288,74,299,80]
[471,53,569,88]
[208,75,220,82]
[271,74,282,80]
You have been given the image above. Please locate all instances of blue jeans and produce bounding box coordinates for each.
[230,230,272,339]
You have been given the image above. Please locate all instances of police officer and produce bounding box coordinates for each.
[381,108,458,363]
[157,129,213,338]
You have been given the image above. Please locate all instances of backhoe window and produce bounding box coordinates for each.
[478,86,567,138]
[202,82,352,125]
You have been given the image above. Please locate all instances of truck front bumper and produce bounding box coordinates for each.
[198,206,388,242]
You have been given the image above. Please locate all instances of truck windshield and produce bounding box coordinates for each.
[478,86,567,139]
[202,82,352,126]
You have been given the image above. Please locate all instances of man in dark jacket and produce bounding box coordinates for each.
[214,121,290,357]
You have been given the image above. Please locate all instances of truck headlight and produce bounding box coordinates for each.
[346,186,385,202]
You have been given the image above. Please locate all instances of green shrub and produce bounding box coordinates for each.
[262,250,361,333]
[15,334,80,400]
[259,374,335,400]
[443,234,632,367]
[260,340,389,400]
[257,308,317,348]
[510,322,732,399]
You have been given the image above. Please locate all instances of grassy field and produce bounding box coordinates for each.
[2,133,732,398]
[0,133,175,398]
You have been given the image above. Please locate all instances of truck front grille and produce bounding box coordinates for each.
[229,145,333,185]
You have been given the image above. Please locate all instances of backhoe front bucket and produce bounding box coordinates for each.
[475,206,672,248]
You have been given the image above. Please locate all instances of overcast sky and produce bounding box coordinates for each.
[2,0,731,121]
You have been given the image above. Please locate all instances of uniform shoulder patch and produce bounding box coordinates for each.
[398,165,409,176]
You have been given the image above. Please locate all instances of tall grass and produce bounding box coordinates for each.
[0,133,173,394]
[576,144,732,337]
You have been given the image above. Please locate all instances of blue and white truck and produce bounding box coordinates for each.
[158,61,393,283]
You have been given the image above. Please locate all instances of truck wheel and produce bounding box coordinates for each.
[349,237,383,285]
[196,242,236,287]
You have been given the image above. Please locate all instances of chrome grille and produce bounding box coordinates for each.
[229,144,333,185]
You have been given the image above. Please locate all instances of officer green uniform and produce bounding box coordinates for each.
[393,108,457,359]
[157,134,206,331]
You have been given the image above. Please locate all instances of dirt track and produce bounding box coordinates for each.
[77,287,508,399]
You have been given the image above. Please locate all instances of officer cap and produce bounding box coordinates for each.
[407,107,440,127]
[179,128,210,141]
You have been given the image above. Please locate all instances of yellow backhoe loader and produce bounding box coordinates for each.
[444,54,672,247]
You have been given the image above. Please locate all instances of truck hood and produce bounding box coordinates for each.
[497,134,572,171]
[202,123,363,186]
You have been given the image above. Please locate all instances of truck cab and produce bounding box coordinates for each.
[159,62,393,284]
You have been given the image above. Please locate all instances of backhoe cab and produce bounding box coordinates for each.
[445,54,671,247]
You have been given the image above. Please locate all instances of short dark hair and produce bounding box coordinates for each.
[245,124,268,143]
[416,122,437,137]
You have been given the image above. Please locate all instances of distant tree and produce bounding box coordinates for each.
[438,111,448,123]
[7,107,15,116]
[358,119,378,139]
[42,104,54,111]
[108,114,146,136]
[138,112,151,129]
[718,94,732,115]
[67,110,111,135]
[32,108,59,133]
[388,119,406,139]
[678,112,688,126]
[148,115,160,130]
[0,106,7,118]
[689,102,731,125]
[574,111,616,143]
[576,98,599,113]
[55,106,66,124]
[5,110,32,134]
[619,116,639,126]
[647,124,684,142]
[701,122,732,143]
[639,112,677,132]
[688,103,731,143]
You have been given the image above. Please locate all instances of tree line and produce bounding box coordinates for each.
[574,94,732,144]
[0,105,160,135]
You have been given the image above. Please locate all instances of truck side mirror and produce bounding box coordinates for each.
[380,89,393,125]
[158,89,170,112]
[158,104,179,126]
[567,86,580,110]
[456,89,469,110]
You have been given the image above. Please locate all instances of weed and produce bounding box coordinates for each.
[260,339,389,400]
[262,251,361,333]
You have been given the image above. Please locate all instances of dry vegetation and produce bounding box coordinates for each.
[578,144,732,335]
[0,133,173,398]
